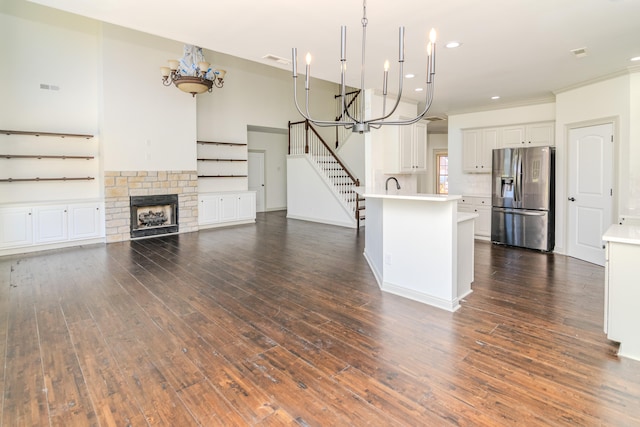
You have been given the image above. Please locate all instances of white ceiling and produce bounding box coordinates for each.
[28,0,640,131]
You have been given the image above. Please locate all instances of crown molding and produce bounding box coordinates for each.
[554,66,640,95]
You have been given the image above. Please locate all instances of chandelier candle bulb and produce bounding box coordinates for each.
[305,53,311,90]
[383,60,389,95]
[341,26,347,61]
[292,48,297,77]
[399,26,405,62]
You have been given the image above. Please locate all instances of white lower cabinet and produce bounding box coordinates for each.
[34,205,68,244]
[458,196,491,239]
[199,191,256,227]
[0,201,104,252]
[0,207,33,248]
[68,203,102,240]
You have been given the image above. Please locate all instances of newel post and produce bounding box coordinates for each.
[304,120,310,154]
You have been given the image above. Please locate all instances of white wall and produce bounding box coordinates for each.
[0,0,101,203]
[196,50,338,193]
[101,25,196,172]
[556,74,635,220]
[1,0,340,207]
[286,156,356,228]
[248,128,288,211]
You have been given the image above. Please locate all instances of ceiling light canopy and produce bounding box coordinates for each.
[161,45,226,97]
[291,0,438,133]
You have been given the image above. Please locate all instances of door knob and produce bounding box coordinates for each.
[568,197,576,202]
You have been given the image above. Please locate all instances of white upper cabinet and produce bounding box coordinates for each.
[501,122,555,147]
[386,122,428,174]
[463,128,498,173]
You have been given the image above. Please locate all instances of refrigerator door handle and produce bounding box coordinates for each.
[493,208,547,217]
[514,149,522,203]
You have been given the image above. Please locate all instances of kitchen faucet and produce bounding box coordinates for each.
[385,177,401,191]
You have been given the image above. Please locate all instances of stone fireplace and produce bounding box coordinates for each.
[104,170,198,242]
[130,194,179,238]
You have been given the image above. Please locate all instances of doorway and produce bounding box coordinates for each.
[567,122,614,266]
[248,151,266,212]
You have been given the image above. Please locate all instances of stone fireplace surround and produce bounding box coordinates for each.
[104,170,198,243]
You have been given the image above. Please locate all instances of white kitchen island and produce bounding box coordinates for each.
[359,189,477,312]
[603,224,640,361]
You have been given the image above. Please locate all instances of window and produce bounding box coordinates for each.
[435,150,448,194]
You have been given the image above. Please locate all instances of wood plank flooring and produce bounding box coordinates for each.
[1,210,639,426]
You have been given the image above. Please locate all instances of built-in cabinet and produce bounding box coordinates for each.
[462,128,498,173]
[199,191,256,228]
[385,122,427,173]
[502,122,554,147]
[458,196,491,239]
[0,201,104,252]
[462,121,554,173]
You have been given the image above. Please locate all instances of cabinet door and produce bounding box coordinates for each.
[219,194,238,222]
[526,122,554,146]
[413,122,428,172]
[199,196,220,224]
[34,205,68,244]
[69,203,102,240]
[502,126,526,147]
[462,130,480,172]
[0,207,33,248]
[237,193,256,220]
[399,125,414,172]
[474,205,492,237]
[478,128,498,172]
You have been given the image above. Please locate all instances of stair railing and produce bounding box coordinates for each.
[334,90,361,148]
[289,119,362,223]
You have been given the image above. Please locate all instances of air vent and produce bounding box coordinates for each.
[571,47,588,58]
[262,54,291,65]
[425,116,446,122]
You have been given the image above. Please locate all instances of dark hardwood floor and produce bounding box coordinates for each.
[1,211,639,426]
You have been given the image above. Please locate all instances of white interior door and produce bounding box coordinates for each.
[567,123,613,266]
[248,151,266,212]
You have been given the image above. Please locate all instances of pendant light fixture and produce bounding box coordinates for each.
[291,0,437,133]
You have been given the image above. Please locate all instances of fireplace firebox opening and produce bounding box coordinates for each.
[130,194,179,238]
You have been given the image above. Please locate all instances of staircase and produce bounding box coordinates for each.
[289,119,365,227]
[334,89,361,149]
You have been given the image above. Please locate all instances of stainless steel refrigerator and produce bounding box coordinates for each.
[491,146,555,252]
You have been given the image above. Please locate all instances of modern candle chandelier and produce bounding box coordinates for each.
[160,45,226,97]
[292,0,437,133]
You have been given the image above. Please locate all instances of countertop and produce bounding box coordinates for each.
[355,187,462,202]
[457,212,479,223]
[603,224,640,245]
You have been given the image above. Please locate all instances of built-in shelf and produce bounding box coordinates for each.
[197,158,247,162]
[1,130,94,139]
[197,141,247,146]
[197,175,248,178]
[0,177,95,183]
[196,140,248,182]
[1,154,94,160]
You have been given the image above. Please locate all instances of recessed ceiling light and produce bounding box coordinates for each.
[415,87,424,92]
[405,73,415,79]
[631,56,640,62]
[491,96,500,100]
[445,41,462,49]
